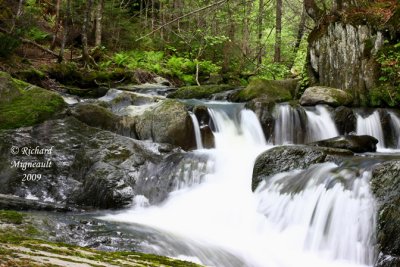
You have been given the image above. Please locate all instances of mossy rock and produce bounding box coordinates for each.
[0,72,66,130]
[0,210,205,267]
[70,103,119,131]
[167,84,236,99]
[300,86,353,107]
[231,79,294,102]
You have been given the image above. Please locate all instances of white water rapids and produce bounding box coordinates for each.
[102,105,376,267]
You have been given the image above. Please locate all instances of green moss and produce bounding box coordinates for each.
[231,78,293,102]
[0,85,66,130]
[0,210,24,224]
[167,84,235,99]
[0,210,205,267]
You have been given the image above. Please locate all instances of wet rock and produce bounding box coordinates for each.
[371,161,400,267]
[70,103,119,132]
[333,106,356,134]
[245,100,275,141]
[252,145,353,191]
[0,117,199,209]
[308,135,378,153]
[120,99,196,150]
[300,86,353,107]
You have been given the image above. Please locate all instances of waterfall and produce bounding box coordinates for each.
[389,112,400,148]
[356,111,385,149]
[189,111,204,149]
[255,163,376,265]
[305,105,339,143]
[274,103,305,145]
[273,104,338,144]
[102,104,376,267]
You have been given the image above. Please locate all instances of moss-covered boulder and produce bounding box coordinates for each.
[0,210,205,267]
[70,103,119,132]
[121,99,196,150]
[371,161,400,267]
[167,84,236,99]
[231,79,295,102]
[300,86,353,107]
[0,72,66,130]
[308,135,378,153]
[252,145,353,191]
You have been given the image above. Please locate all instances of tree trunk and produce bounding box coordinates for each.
[256,0,264,67]
[304,0,323,22]
[51,0,62,50]
[58,0,71,62]
[11,0,25,32]
[274,0,282,63]
[95,0,104,47]
[82,0,93,64]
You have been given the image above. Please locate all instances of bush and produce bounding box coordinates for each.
[0,33,21,58]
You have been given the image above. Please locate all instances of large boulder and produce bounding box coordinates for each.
[300,86,353,107]
[371,161,400,267]
[70,103,119,132]
[0,117,204,210]
[0,72,66,130]
[231,78,295,102]
[120,99,196,150]
[308,135,378,153]
[252,145,353,191]
[332,106,356,134]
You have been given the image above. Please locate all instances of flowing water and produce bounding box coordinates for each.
[102,104,376,267]
[389,112,400,148]
[356,111,385,149]
[273,104,338,144]
[189,111,204,149]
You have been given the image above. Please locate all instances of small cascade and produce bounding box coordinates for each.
[273,103,305,145]
[189,111,204,149]
[241,110,267,146]
[255,163,376,265]
[304,105,339,143]
[356,111,385,149]
[389,112,400,148]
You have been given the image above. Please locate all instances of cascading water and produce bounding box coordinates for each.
[356,111,385,149]
[189,111,204,149]
[102,104,376,267]
[304,105,339,143]
[273,103,305,144]
[273,104,338,144]
[389,112,400,148]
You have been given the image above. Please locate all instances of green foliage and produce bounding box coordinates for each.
[0,210,24,224]
[257,62,290,80]
[0,33,21,58]
[369,85,400,107]
[105,51,220,85]
[377,42,400,87]
[371,41,400,107]
[26,27,49,42]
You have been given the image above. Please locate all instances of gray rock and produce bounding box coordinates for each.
[333,106,356,134]
[308,135,378,153]
[0,117,203,210]
[371,161,400,267]
[252,145,353,191]
[120,99,196,150]
[300,86,353,107]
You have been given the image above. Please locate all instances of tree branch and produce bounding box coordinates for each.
[0,27,59,58]
[135,0,228,42]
